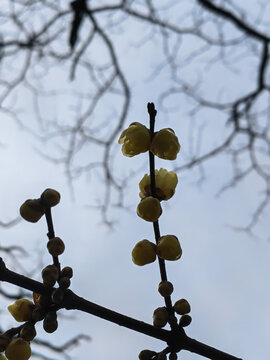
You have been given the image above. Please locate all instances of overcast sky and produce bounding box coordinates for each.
[0,2,269,360]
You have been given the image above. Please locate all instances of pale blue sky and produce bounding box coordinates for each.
[0,1,269,360]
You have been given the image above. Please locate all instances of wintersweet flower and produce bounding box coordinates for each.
[174,299,191,315]
[132,240,157,266]
[179,314,192,327]
[152,307,169,328]
[5,338,31,360]
[19,199,44,223]
[118,122,151,157]
[137,196,162,222]
[8,299,34,322]
[158,281,174,297]
[139,168,178,201]
[156,235,182,261]
[41,188,60,207]
[150,128,180,160]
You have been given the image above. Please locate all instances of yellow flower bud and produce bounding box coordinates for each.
[41,188,61,207]
[139,169,178,201]
[19,199,44,223]
[174,299,191,315]
[179,314,192,327]
[47,237,65,256]
[137,196,162,222]
[42,265,59,287]
[132,240,157,266]
[150,128,180,160]
[20,323,37,341]
[118,122,151,157]
[8,299,34,322]
[43,312,58,333]
[138,350,157,360]
[156,235,182,261]
[153,307,169,328]
[61,266,73,279]
[5,338,31,360]
[158,281,174,297]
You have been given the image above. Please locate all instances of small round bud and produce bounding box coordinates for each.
[137,196,162,222]
[174,299,191,315]
[20,323,36,341]
[0,334,10,352]
[153,307,169,328]
[5,338,31,360]
[47,237,65,256]
[132,240,156,266]
[61,266,73,279]
[41,188,60,207]
[31,307,46,321]
[156,235,182,261]
[158,281,174,297]
[169,353,177,360]
[19,199,44,223]
[45,311,57,322]
[59,277,71,289]
[51,288,64,305]
[42,265,59,287]
[43,318,58,333]
[179,314,192,327]
[8,299,34,322]
[38,293,52,308]
[138,350,157,360]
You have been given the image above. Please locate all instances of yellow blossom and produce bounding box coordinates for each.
[8,299,34,322]
[132,240,157,266]
[118,122,151,157]
[153,307,169,328]
[139,168,178,201]
[156,235,182,261]
[5,338,31,360]
[19,199,44,223]
[137,196,162,222]
[150,128,180,160]
[174,299,191,315]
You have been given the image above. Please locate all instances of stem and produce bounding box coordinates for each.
[63,289,170,342]
[147,102,175,323]
[44,207,61,274]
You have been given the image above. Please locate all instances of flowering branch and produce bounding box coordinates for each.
[0,104,243,360]
[0,257,241,360]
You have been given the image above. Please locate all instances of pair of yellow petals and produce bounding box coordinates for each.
[118,122,180,160]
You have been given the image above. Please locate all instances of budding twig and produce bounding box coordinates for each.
[0,258,242,360]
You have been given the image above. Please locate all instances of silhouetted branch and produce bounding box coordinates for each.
[0,257,242,360]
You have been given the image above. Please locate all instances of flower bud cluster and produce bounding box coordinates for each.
[132,235,182,266]
[118,122,180,160]
[20,188,60,223]
[1,189,74,360]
